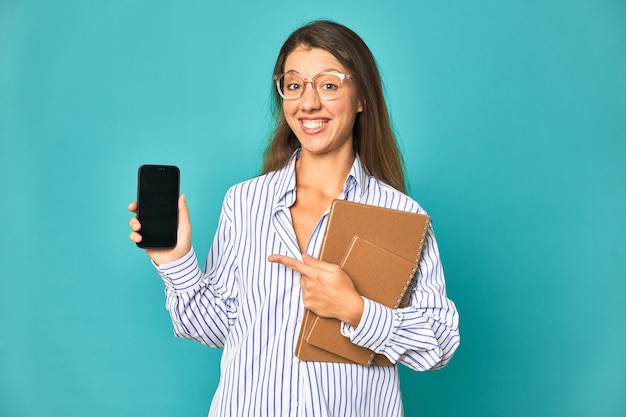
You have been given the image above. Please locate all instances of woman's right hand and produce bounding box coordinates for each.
[128,194,192,266]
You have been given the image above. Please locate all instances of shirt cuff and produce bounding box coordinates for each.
[340,297,395,354]
[153,247,203,292]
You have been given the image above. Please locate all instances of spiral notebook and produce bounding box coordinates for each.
[294,199,431,366]
[306,237,420,366]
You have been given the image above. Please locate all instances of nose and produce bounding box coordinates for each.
[299,81,322,110]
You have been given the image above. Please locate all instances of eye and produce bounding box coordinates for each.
[286,82,301,91]
[315,73,343,95]
[320,82,339,91]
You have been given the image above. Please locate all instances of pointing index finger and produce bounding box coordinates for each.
[268,254,314,276]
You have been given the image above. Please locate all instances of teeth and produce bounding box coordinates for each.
[302,120,327,129]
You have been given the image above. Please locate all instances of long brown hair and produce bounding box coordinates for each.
[262,20,406,193]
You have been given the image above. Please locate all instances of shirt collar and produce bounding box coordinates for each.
[273,149,370,208]
[273,151,299,209]
[344,152,369,202]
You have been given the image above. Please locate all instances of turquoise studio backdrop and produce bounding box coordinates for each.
[1,1,625,416]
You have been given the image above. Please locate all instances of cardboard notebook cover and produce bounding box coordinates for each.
[306,237,419,366]
[295,199,431,365]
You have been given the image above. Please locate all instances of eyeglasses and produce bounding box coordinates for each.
[274,71,353,101]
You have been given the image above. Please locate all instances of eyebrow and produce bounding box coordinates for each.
[283,68,345,76]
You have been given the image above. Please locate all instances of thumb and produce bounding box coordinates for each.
[179,194,190,225]
[302,253,330,268]
[302,253,341,273]
[177,194,192,248]
[301,253,319,265]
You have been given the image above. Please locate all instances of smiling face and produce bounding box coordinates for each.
[282,46,363,159]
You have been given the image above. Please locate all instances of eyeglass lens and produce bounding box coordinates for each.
[278,73,344,100]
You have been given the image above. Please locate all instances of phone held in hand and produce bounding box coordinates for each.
[136,164,180,249]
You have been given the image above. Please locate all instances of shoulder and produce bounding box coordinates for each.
[221,169,286,212]
[362,176,427,215]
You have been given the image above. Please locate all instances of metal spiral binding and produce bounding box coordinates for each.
[370,220,430,366]
[399,232,428,307]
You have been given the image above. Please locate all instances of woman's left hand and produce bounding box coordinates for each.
[268,253,364,327]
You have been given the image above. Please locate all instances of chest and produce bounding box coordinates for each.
[289,188,337,253]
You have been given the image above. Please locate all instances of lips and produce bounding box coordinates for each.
[300,119,329,133]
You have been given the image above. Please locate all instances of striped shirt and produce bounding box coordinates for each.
[156,151,460,417]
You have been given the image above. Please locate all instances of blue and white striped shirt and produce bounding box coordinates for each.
[156,152,460,417]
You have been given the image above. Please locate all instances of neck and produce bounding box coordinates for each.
[295,148,355,196]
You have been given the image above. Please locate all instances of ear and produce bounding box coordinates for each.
[357,98,364,113]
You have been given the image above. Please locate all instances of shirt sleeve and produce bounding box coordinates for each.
[340,226,460,371]
[155,190,240,348]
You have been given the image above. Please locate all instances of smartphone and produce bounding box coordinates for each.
[136,164,180,248]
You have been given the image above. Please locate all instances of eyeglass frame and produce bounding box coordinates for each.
[273,71,354,101]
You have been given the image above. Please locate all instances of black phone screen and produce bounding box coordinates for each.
[136,165,180,248]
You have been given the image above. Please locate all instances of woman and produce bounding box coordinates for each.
[129,20,459,417]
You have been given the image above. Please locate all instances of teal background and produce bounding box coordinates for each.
[1,0,625,416]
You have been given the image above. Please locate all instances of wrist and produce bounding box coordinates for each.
[342,295,364,328]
